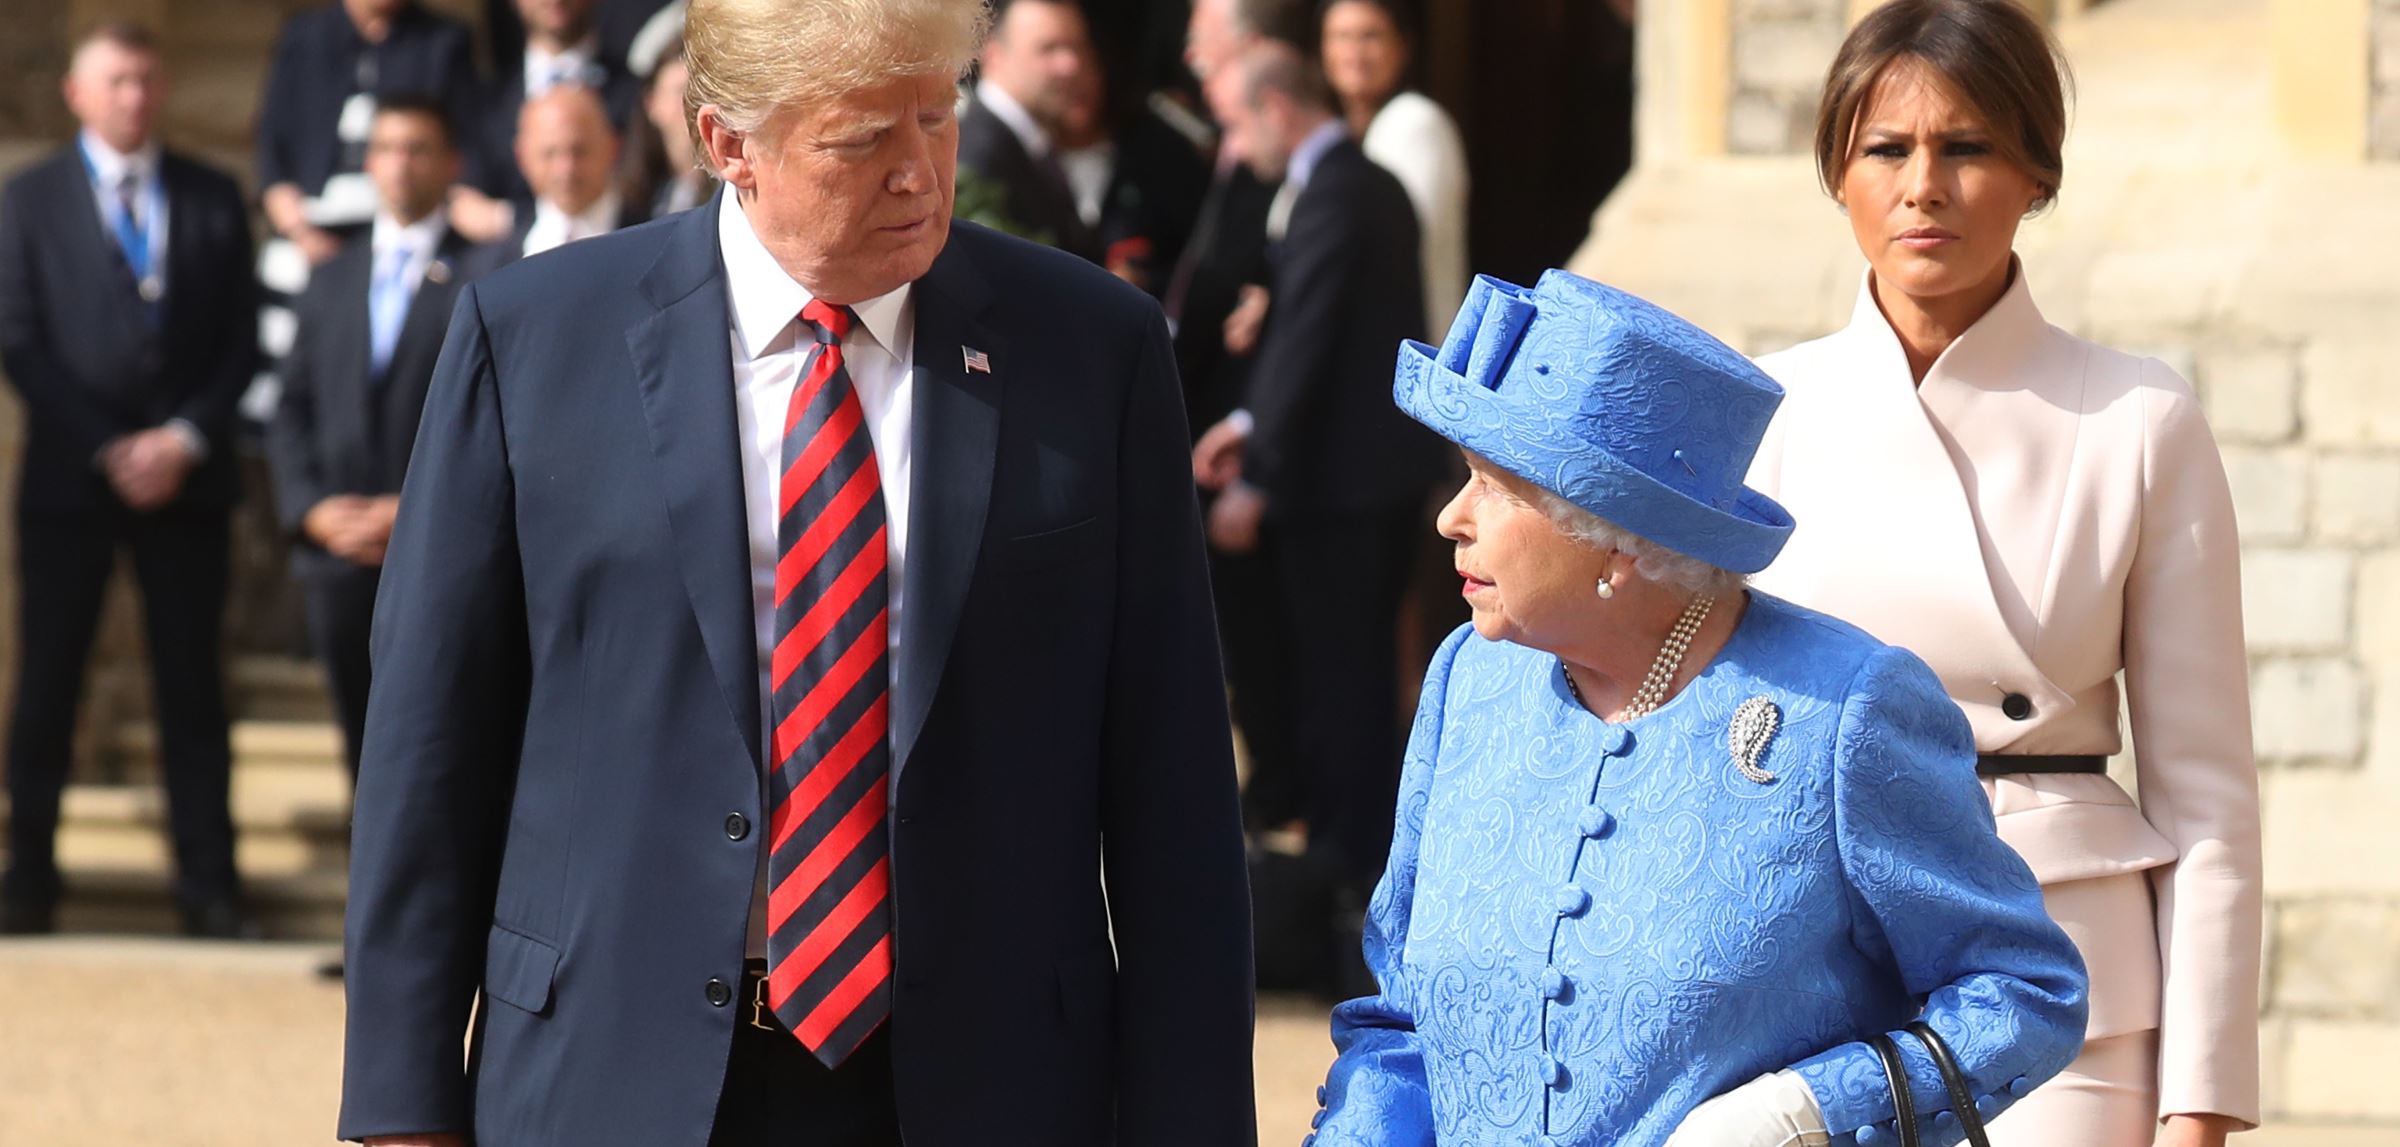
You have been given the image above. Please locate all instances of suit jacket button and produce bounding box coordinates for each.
[705,978,733,1007]
[2001,692,2034,721]
[724,813,750,841]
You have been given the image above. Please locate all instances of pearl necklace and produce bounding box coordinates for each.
[1565,593,1716,720]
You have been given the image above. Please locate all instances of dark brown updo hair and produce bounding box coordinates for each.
[1814,0,2073,210]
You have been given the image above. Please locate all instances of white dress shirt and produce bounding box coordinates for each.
[523,35,602,96]
[719,188,915,957]
[1056,141,1113,229]
[522,190,623,258]
[78,129,168,292]
[371,208,449,295]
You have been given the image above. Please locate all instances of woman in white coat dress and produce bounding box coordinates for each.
[1746,3,2262,1146]
[1319,0,1469,333]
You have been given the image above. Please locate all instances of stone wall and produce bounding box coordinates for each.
[2376,0,2400,160]
[1727,0,1848,154]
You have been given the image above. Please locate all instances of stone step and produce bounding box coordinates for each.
[108,718,347,773]
[50,868,347,941]
[228,656,336,723]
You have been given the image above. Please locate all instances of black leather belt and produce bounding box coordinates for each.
[1976,754,2106,777]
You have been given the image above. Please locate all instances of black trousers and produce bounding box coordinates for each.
[4,505,237,909]
[708,966,902,1147]
[1270,504,1422,890]
[302,564,381,778]
[1209,520,1301,830]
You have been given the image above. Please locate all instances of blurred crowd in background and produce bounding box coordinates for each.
[0,0,1638,996]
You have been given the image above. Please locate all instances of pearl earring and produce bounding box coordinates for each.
[1596,578,1616,600]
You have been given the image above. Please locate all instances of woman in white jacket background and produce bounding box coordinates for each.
[1745,3,2263,1146]
[1318,0,1468,334]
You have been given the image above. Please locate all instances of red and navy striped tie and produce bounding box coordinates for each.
[764,299,894,1066]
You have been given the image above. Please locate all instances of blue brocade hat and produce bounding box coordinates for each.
[1392,270,1795,574]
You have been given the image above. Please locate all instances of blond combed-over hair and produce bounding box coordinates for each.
[684,0,990,165]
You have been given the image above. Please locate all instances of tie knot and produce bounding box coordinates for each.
[801,300,856,345]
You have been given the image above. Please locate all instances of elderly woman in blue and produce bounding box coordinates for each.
[1309,271,2088,1147]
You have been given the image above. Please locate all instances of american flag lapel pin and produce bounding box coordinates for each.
[962,346,992,375]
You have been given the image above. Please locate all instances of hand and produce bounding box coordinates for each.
[2156,1114,2239,1147]
[1191,416,1248,490]
[100,428,197,511]
[1664,1070,1828,1147]
[447,188,516,244]
[1206,480,1267,555]
[305,495,396,566]
[1222,284,1270,356]
[264,182,343,264]
[362,1136,465,1147]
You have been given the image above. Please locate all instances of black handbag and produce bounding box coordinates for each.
[1866,1021,1993,1147]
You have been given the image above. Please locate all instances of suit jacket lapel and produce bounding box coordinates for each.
[54,153,145,335]
[385,229,472,384]
[893,234,1005,777]
[1913,267,2084,654]
[159,157,200,326]
[1781,273,2070,743]
[625,200,764,767]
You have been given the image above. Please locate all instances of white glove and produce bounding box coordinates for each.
[1664,1070,1831,1147]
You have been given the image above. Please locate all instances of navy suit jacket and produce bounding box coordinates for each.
[0,147,256,512]
[338,201,1257,1145]
[266,225,477,578]
[1245,139,1442,515]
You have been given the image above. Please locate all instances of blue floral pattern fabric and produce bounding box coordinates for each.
[1313,595,2088,1146]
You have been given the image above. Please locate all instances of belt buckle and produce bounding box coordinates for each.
[748,972,776,1032]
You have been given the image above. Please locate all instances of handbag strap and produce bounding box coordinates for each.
[1905,1021,1994,1147]
[1867,1033,1919,1147]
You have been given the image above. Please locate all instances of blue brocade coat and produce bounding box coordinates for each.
[1313,594,2088,1146]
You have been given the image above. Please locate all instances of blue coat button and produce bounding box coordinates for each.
[1316,1085,1328,1105]
[1311,1109,1325,1128]
[2009,1075,2034,1097]
[1934,1110,1956,1127]
[1976,1095,2000,1118]
[1856,1125,1881,1143]
[1541,1056,1566,1088]
[1599,727,1631,755]
[1577,805,1615,837]
[1554,884,1591,916]
[1539,966,1567,1000]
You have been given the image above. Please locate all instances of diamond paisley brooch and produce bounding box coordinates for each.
[1727,696,1780,785]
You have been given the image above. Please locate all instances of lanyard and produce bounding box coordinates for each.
[76,140,167,298]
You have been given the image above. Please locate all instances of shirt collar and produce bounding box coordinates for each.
[526,34,602,89]
[716,187,911,363]
[534,190,622,239]
[1285,118,1348,192]
[373,208,450,257]
[976,79,1052,160]
[79,128,160,187]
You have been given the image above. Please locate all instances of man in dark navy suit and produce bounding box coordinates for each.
[0,23,258,937]
[1192,40,1437,907]
[336,0,1255,1144]
[460,84,640,275]
[267,96,477,779]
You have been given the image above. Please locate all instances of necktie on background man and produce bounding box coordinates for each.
[368,239,415,379]
[763,299,896,1067]
[114,172,152,285]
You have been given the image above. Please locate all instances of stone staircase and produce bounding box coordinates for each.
[0,657,354,941]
